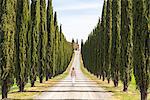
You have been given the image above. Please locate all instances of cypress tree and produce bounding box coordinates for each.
[63,40,67,69]
[30,0,40,87]
[94,25,100,77]
[0,0,17,98]
[46,0,51,81]
[133,0,150,99]
[52,29,56,77]
[47,0,54,79]
[120,0,133,91]
[111,0,121,87]
[15,0,30,92]
[26,3,32,87]
[72,38,75,51]
[95,22,100,77]
[54,12,59,76]
[100,0,107,81]
[81,39,84,56]
[57,24,61,74]
[38,0,47,83]
[105,0,112,83]
[59,25,64,74]
[62,34,66,72]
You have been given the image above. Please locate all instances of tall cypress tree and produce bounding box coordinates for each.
[105,0,112,83]
[54,12,59,76]
[59,25,64,74]
[95,21,100,77]
[111,0,121,87]
[133,0,150,99]
[81,39,84,54]
[120,0,133,91]
[72,38,75,48]
[30,0,40,87]
[57,24,61,74]
[100,0,107,81]
[0,0,17,98]
[38,0,47,83]
[15,0,30,92]
[46,0,51,81]
[26,1,32,87]
[47,0,54,79]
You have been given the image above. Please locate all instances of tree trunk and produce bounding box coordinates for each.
[31,81,35,87]
[141,90,147,100]
[123,81,128,92]
[102,74,105,81]
[40,76,43,83]
[49,73,52,79]
[108,78,110,84]
[2,80,8,99]
[19,81,25,92]
[114,80,118,87]
[99,75,102,79]
[46,74,49,81]
[96,74,99,78]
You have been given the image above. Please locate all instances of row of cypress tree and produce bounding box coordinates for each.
[0,0,73,99]
[81,0,149,100]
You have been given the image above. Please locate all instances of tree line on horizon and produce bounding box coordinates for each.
[81,0,149,100]
[0,0,73,99]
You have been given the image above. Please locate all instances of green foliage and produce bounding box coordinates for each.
[59,25,64,74]
[54,12,59,76]
[0,0,17,98]
[111,0,121,87]
[38,0,47,83]
[82,22,100,76]
[46,0,55,79]
[15,0,30,92]
[30,0,40,87]
[120,0,133,91]
[105,0,112,83]
[133,0,150,99]
[0,0,73,98]
[46,3,73,78]
[99,0,107,81]
[82,0,149,100]
[0,0,73,99]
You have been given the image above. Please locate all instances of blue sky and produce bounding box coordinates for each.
[52,0,104,43]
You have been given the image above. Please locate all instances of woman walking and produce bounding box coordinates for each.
[71,67,76,86]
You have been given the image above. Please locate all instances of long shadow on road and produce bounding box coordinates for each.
[10,90,113,93]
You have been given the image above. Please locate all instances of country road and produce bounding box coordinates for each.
[35,51,113,100]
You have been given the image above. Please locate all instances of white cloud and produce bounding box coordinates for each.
[56,3,100,11]
[60,15,99,42]
[52,0,104,43]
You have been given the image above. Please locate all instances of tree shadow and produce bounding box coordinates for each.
[10,90,113,93]
[42,82,101,85]
[34,85,101,88]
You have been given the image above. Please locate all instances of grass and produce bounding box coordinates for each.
[80,55,150,100]
[0,53,75,99]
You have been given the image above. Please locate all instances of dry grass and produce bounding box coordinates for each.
[80,55,150,100]
[0,53,75,99]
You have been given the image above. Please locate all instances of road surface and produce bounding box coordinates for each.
[35,51,113,100]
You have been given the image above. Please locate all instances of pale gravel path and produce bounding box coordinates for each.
[35,51,113,100]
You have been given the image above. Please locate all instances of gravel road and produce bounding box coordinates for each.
[35,51,113,100]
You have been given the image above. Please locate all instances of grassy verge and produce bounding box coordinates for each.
[80,55,150,100]
[0,53,75,99]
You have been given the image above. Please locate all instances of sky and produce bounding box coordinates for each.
[52,0,104,43]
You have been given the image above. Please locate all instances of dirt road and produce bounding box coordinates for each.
[35,51,113,100]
